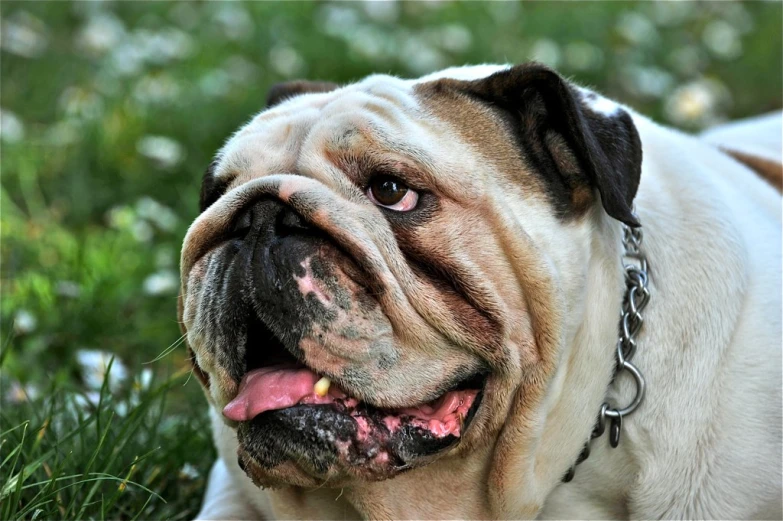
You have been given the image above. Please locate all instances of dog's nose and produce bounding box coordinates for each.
[233,198,310,242]
[276,204,310,235]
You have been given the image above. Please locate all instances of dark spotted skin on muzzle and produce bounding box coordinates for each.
[236,401,464,483]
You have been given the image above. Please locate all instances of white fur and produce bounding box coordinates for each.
[701,111,782,163]
[195,66,782,520]
[539,112,782,520]
[575,86,621,116]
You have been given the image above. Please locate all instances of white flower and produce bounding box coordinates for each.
[133,74,182,105]
[58,87,104,121]
[616,12,659,47]
[180,463,200,480]
[76,349,129,391]
[488,1,520,24]
[664,79,731,128]
[321,6,360,38]
[1,109,25,143]
[160,28,196,60]
[143,270,179,296]
[651,2,695,27]
[131,220,153,242]
[5,381,39,403]
[199,69,231,98]
[14,310,37,334]
[76,12,126,55]
[137,135,185,169]
[348,27,393,61]
[106,205,135,230]
[702,20,742,60]
[529,39,561,69]
[196,55,258,97]
[1,11,48,58]
[132,368,154,395]
[621,66,673,99]
[115,401,129,417]
[437,25,472,54]
[717,3,754,35]
[666,83,713,124]
[269,46,306,78]
[73,391,102,409]
[136,197,179,232]
[225,55,259,86]
[139,368,153,390]
[362,0,399,23]
[108,41,146,77]
[213,5,254,41]
[131,28,195,65]
[400,36,445,75]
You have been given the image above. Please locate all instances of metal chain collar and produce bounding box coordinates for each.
[562,223,650,483]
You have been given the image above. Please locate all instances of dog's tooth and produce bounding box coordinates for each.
[314,376,331,397]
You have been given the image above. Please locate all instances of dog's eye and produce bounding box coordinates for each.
[367,176,419,211]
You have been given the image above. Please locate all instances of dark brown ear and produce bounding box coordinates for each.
[199,159,227,213]
[460,63,642,226]
[265,80,339,108]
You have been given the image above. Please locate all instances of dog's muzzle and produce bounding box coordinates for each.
[181,177,486,486]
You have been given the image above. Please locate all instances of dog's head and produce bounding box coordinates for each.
[180,63,641,511]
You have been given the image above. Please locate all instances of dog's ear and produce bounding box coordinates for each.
[266,80,339,108]
[199,159,228,213]
[461,63,642,226]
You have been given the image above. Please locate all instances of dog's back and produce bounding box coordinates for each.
[701,111,783,192]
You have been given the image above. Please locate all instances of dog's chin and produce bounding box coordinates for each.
[232,372,485,488]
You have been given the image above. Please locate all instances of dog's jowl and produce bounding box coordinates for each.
[181,63,782,520]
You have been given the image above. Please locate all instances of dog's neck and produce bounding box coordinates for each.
[497,209,630,514]
[561,221,650,482]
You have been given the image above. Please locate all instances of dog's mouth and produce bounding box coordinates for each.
[221,333,485,483]
[224,366,482,439]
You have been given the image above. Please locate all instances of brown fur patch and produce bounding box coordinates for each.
[722,148,783,192]
[187,346,211,388]
[415,66,642,228]
[414,80,550,208]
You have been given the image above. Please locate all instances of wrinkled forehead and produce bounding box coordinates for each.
[213,75,434,184]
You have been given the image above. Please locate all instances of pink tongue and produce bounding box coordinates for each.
[223,366,320,422]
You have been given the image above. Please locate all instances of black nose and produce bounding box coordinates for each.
[221,197,326,379]
[232,198,310,241]
[276,204,310,235]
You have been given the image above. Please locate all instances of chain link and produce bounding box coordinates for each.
[562,222,650,482]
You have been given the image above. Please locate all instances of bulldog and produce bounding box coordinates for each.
[180,63,782,520]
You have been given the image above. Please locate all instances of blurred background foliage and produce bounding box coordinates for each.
[1,1,781,518]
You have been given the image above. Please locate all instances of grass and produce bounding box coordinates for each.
[1,360,213,521]
[1,1,781,519]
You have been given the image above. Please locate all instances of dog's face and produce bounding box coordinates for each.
[180,63,642,496]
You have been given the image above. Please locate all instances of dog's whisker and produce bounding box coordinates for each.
[182,367,195,387]
[144,334,188,365]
